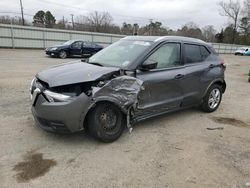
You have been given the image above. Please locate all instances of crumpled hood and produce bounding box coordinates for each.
[36,61,120,87]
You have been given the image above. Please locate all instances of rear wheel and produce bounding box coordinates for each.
[87,102,125,143]
[59,50,67,59]
[201,84,222,113]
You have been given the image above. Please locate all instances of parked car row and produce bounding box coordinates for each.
[45,40,103,58]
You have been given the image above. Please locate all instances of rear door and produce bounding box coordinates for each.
[70,41,83,56]
[181,43,212,106]
[136,42,185,114]
[82,42,94,57]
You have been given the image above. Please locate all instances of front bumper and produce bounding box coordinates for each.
[45,50,59,56]
[31,91,92,133]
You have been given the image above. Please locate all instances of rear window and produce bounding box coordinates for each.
[184,44,210,64]
[200,46,210,61]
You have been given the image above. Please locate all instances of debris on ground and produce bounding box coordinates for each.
[207,127,224,130]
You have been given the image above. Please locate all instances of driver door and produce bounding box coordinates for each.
[136,43,185,114]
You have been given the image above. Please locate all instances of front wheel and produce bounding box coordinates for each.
[201,84,222,113]
[86,102,125,143]
[59,50,67,59]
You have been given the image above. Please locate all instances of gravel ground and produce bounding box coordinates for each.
[0,49,250,188]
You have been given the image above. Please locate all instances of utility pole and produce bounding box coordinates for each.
[62,16,65,29]
[19,0,24,25]
[70,14,74,29]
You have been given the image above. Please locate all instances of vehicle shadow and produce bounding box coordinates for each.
[130,107,202,131]
[39,107,202,145]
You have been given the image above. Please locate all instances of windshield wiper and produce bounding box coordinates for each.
[88,62,103,67]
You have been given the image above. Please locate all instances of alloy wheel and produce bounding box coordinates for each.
[208,88,221,109]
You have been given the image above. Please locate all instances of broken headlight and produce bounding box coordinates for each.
[44,90,72,102]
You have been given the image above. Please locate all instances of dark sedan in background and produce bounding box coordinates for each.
[45,40,103,58]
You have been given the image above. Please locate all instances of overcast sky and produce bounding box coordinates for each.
[0,0,245,31]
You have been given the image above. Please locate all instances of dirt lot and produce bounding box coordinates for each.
[0,49,250,188]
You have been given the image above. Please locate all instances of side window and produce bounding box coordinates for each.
[184,44,201,64]
[84,42,93,48]
[147,43,181,69]
[200,46,210,61]
[184,44,211,63]
[71,41,82,49]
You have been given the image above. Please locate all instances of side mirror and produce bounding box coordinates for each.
[140,59,158,71]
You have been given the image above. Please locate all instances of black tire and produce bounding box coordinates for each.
[86,102,125,143]
[59,50,67,59]
[201,84,222,113]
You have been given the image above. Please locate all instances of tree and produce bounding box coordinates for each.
[138,20,169,36]
[121,22,133,35]
[224,25,239,43]
[218,0,241,43]
[239,17,250,35]
[33,10,56,28]
[203,25,217,42]
[33,10,45,26]
[177,22,203,39]
[44,11,56,28]
[215,29,225,43]
[0,15,28,25]
[87,11,113,32]
[242,0,250,17]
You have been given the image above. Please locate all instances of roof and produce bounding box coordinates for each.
[123,36,206,45]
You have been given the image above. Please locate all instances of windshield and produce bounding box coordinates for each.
[63,40,75,45]
[89,40,152,68]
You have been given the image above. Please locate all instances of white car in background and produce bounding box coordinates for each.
[234,47,249,55]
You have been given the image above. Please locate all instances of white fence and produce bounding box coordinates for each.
[0,24,124,49]
[0,24,246,54]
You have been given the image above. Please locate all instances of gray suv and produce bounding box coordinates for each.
[30,36,226,142]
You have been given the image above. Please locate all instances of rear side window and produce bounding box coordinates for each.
[184,44,210,64]
[200,46,210,61]
[71,41,82,49]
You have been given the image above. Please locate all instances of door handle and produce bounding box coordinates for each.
[174,74,184,80]
[209,64,216,68]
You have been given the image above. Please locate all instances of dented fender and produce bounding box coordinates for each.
[80,76,144,131]
[92,76,143,110]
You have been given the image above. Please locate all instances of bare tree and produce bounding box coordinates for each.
[218,0,241,43]
[0,15,27,25]
[75,15,91,31]
[242,0,250,17]
[87,11,113,32]
[176,22,203,39]
[203,25,217,42]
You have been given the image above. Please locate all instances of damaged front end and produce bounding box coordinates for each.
[31,67,143,133]
[91,76,143,132]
